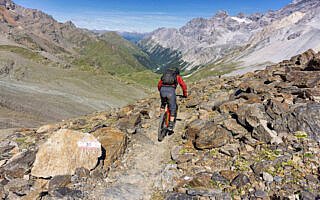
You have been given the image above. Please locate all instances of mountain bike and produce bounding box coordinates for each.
[158,95,185,142]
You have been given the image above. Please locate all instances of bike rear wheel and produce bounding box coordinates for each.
[158,112,168,142]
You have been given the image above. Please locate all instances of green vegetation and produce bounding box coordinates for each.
[179,148,193,154]
[303,152,315,158]
[0,45,48,63]
[294,131,308,139]
[101,32,159,70]
[234,157,250,172]
[100,32,143,56]
[186,62,238,82]
[73,33,159,88]
[15,137,27,143]
[210,180,225,189]
[74,39,144,75]
[120,70,160,88]
[258,148,280,161]
[15,136,31,149]
[209,148,219,156]
[167,160,176,164]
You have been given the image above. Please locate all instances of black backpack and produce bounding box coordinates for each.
[161,68,178,85]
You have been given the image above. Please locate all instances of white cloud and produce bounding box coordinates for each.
[50,10,194,32]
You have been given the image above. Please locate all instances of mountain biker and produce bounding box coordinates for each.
[158,67,188,132]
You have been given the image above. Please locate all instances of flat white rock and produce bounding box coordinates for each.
[31,129,101,178]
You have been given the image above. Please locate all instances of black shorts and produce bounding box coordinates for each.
[160,86,177,117]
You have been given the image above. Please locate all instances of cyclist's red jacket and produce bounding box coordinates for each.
[158,75,188,97]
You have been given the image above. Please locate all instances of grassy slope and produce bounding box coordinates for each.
[186,62,239,82]
[101,32,158,70]
[0,44,152,128]
[72,32,159,88]
[0,45,49,64]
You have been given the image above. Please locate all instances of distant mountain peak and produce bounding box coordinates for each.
[64,20,76,28]
[291,0,304,4]
[214,10,229,18]
[236,12,246,18]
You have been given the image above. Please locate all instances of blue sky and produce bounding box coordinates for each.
[15,0,292,32]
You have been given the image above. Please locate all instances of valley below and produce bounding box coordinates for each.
[0,47,151,128]
[0,0,159,128]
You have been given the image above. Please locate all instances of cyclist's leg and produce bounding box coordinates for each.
[167,88,177,130]
[159,88,167,115]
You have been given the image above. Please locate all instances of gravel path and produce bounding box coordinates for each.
[89,112,186,200]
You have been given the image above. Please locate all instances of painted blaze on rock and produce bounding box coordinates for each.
[31,129,102,178]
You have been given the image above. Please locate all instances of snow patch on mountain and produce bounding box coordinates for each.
[230,17,252,24]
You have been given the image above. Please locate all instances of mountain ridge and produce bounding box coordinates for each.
[140,0,320,76]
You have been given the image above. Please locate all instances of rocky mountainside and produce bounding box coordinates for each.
[0,0,159,128]
[0,0,94,54]
[0,0,157,75]
[140,0,320,75]
[1,50,319,199]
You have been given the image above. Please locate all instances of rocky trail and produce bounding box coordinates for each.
[1,49,320,200]
[91,109,187,200]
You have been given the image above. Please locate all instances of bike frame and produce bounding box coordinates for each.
[165,107,170,127]
[158,94,184,142]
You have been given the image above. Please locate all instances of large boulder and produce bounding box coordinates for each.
[207,91,230,110]
[252,120,277,144]
[183,119,206,145]
[2,150,36,180]
[92,127,127,169]
[287,103,320,141]
[0,141,17,160]
[218,99,246,114]
[231,173,250,189]
[4,178,30,197]
[31,129,102,178]
[290,49,315,67]
[223,118,248,138]
[285,71,320,88]
[116,113,142,133]
[195,123,231,149]
[235,103,266,128]
[238,80,271,94]
[305,57,320,71]
[269,103,320,142]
